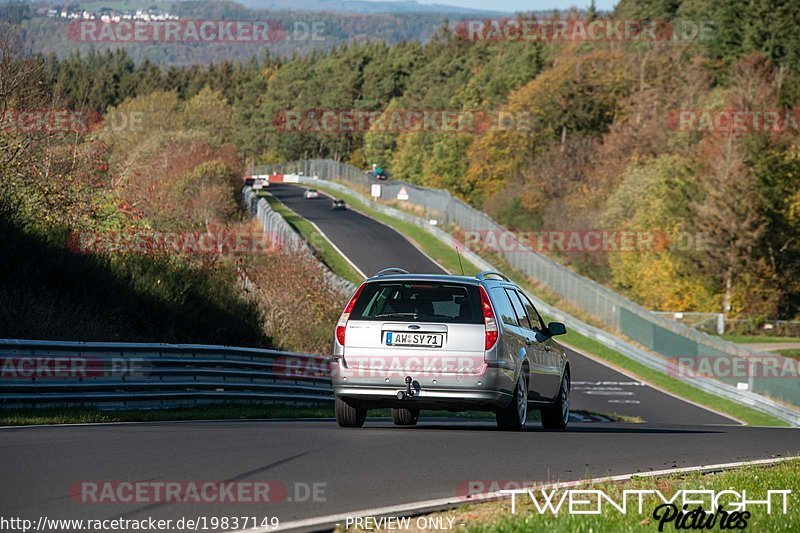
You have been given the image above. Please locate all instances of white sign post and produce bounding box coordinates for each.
[371,184,381,199]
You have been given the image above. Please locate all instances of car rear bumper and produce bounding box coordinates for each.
[329,358,516,410]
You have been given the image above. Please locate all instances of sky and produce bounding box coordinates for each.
[410,0,617,13]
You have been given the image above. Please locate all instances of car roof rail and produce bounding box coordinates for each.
[475,271,510,282]
[375,267,410,277]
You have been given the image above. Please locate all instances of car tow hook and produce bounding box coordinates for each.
[396,376,416,400]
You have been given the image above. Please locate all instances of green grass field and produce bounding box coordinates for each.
[359,459,800,533]
[718,333,800,344]
[777,349,800,359]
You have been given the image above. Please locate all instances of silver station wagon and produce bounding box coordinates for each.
[330,269,571,431]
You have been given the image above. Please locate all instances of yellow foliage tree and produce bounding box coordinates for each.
[604,155,718,311]
[464,48,630,207]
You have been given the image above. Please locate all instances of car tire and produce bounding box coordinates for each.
[541,371,570,430]
[391,408,419,426]
[335,397,367,428]
[496,370,528,431]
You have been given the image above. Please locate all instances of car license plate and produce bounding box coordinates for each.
[385,332,443,348]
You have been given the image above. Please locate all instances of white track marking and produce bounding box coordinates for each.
[561,341,746,425]
[306,218,367,279]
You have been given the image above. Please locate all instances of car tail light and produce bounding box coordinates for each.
[336,283,366,346]
[479,286,498,350]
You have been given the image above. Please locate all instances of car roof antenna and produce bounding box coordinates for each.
[455,245,465,276]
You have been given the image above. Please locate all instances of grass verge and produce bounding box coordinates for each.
[718,333,800,344]
[0,405,499,426]
[263,194,364,284]
[777,349,800,359]
[306,181,789,427]
[339,459,800,532]
[0,405,335,426]
[0,405,633,426]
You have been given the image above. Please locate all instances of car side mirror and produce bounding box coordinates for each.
[547,322,566,336]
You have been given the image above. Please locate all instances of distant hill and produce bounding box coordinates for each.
[13,0,509,66]
[18,9,467,66]
[236,0,507,15]
[4,0,505,16]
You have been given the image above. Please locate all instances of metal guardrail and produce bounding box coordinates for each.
[287,175,800,426]
[0,338,332,409]
[2,330,796,424]
[0,187,359,411]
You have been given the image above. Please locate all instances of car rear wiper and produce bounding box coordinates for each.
[374,312,418,318]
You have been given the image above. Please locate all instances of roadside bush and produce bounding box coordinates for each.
[243,251,345,354]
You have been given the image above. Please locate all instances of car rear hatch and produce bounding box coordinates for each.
[341,279,487,376]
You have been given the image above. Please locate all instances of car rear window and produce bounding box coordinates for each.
[491,287,519,327]
[350,281,482,324]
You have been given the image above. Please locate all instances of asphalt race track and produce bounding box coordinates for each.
[1,421,797,530]
[268,183,735,426]
[269,184,442,277]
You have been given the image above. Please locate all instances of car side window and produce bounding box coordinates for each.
[505,289,530,329]
[516,291,545,331]
[490,287,519,327]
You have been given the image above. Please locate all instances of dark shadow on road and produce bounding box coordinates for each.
[362,422,722,434]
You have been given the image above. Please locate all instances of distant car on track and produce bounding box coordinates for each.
[331,199,346,211]
[330,269,570,431]
[303,188,320,199]
[366,172,389,181]
[366,165,390,181]
[366,170,389,181]
[252,178,269,197]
